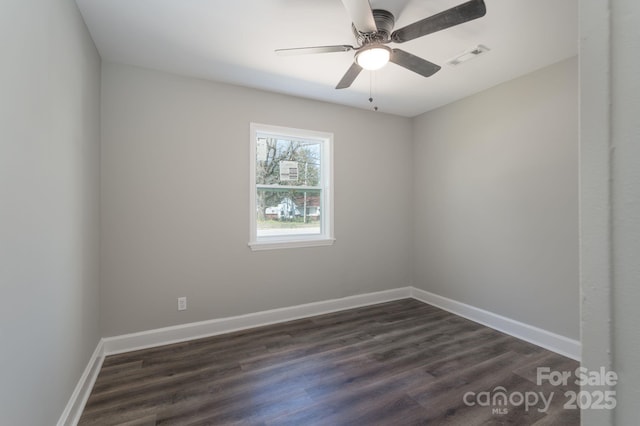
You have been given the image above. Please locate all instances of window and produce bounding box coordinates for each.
[249,123,334,250]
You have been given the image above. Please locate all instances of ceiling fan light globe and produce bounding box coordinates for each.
[356,46,391,70]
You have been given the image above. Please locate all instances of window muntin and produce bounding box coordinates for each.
[249,123,334,250]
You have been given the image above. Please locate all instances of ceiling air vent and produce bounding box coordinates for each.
[447,45,490,66]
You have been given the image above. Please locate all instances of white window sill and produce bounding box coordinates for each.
[248,237,335,251]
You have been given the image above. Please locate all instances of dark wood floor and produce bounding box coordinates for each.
[79,299,579,425]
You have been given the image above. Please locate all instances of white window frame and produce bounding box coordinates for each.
[249,123,335,251]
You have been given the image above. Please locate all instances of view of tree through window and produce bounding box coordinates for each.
[255,136,323,237]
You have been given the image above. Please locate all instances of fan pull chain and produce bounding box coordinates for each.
[368,71,379,112]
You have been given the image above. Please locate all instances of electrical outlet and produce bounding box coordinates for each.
[177,297,187,311]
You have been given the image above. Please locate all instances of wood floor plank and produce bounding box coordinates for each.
[79,299,579,425]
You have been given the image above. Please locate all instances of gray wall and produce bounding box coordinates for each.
[580,1,640,423]
[610,0,640,420]
[579,1,614,423]
[100,63,413,336]
[101,59,580,342]
[0,0,101,424]
[412,57,579,340]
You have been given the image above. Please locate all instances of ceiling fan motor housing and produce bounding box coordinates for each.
[352,9,395,45]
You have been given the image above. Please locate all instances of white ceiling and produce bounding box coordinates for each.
[75,0,578,117]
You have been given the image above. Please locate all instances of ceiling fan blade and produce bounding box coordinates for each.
[391,0,486,43]
[390,49,441,78]
[341,0,377,33]
[336,62,363,89]
[276,45,355,56]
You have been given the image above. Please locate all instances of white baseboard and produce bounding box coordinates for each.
[103,287,412,355]
[57,339,105,426]
[61,285,580,425]
[410,287,581,361]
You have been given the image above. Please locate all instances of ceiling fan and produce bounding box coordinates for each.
[276,0,487,89]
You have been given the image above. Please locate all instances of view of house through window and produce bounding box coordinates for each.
[256,137,321,236]
[249,123,333,250]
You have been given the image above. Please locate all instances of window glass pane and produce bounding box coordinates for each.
[256,188,322,237]
[256,136,321,187]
